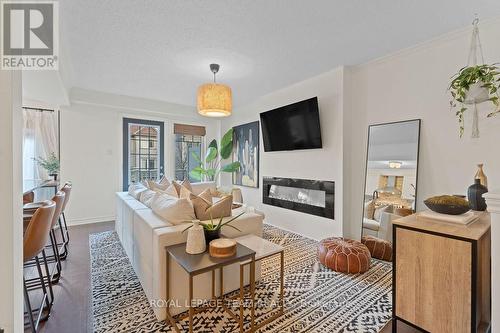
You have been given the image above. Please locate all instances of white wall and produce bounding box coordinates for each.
[484,191,500,333]
[347,18,500,237]
[220,68,345,241]
[60,89,219,225]
[22,70,69,107]
[0,70,23,333]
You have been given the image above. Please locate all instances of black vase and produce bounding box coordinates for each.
[204,229,220,246]
[467,179,488,211]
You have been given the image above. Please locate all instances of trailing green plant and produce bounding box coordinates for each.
[449,63,500,137]
[182,211,244,233]
[34,152,60,175]
[190,128,241,182]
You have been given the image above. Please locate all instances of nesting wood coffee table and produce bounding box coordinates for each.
[165,242,256,333]
[235,234,285,331]
[165,235,285,333]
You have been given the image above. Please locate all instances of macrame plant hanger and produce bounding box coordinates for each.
[466,16,486,138]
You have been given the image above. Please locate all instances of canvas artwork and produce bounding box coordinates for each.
[232,121,259,187]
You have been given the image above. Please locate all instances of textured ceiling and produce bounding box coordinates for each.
[59,0,500,107]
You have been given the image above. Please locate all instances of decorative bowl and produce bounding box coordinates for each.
[424,195,470,215]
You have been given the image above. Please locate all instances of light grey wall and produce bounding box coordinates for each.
[0,70,23,332]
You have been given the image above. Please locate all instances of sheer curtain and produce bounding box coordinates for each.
[23,109,59,181]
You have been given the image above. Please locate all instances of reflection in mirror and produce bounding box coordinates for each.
[361,120,421,246]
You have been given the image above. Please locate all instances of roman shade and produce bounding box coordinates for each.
[173,123,206,136]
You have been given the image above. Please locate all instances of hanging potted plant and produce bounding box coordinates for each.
[34,152,60,180]
[448,17,500,138]
[449,64,500,137]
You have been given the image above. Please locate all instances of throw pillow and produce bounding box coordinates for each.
[189,193,233,221]
[373,205,388,222]
[128,183,147,199]
[163,182,191,198]
[198,188,213,203]
[180,179,193,192]
[364,200,376,219]
[139,189,156,208]
[159,176,170,186]
[151,193,196,225]
[147,179,169,191]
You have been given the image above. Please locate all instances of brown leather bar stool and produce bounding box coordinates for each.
[23,200,56,333]
[58,182,72,258]
[25,191,66,288]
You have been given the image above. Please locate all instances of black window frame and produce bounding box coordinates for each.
[123,117,164,190]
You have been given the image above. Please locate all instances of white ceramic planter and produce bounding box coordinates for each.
[185,220,206,254]
[464,81,490,105]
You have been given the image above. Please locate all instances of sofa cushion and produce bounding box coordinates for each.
[135,209,172,229]
[363,218,380,231]
[190,182,217,196]
[116,191,135,201]
[190,192,232,221]
[151,193,196,225]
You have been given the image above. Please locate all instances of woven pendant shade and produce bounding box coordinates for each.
[197,83,232,117]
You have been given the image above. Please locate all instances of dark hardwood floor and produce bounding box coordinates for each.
[28,221,114,333]
[27,221,417,333]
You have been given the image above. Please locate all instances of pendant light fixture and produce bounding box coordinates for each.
[388,161,402,169]
[197,63,232,117]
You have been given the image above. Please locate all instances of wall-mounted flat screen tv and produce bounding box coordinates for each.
[260,97,322,152]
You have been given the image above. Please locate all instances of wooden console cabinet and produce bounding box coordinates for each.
[392,213,491,333]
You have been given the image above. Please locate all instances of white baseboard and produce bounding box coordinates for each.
[67,215,115,226]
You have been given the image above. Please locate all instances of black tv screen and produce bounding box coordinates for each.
[260,97,322,152]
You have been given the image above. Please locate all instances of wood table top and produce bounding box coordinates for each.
[393,211,491,241]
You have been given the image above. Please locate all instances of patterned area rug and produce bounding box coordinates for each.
[90,225,392,332]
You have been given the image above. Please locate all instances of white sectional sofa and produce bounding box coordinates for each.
[115,182,265,319]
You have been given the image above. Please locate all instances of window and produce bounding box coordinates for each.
[123,118,164,190]
[175,134,203,182]
[22,108,60,181]
[173,123,206,183]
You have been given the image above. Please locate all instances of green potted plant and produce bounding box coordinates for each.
[190,128,241,182]
[449,64,500,137]
[34,152,60,180]
[183,212,244,245]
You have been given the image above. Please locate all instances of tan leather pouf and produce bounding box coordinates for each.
[317,238,371,274]
[361,235,393,262]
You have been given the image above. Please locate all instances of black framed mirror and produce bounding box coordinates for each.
[361,119,421,243]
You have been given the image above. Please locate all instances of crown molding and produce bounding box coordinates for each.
[353,16,500,71]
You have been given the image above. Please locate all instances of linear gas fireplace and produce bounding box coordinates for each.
[263,177,334,219]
